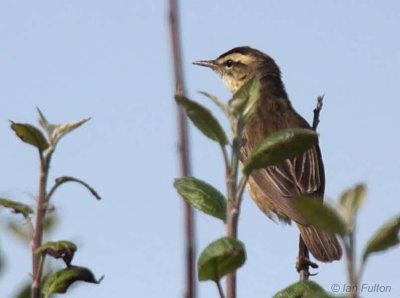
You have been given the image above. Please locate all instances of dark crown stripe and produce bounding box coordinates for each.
[217,46,253,59]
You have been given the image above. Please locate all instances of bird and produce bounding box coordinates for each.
[193,46,342,277]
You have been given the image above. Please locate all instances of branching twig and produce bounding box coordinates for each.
[234,176,249,209]
[47,176,102,201]
[312,95,324,131]
[168,1,196,298]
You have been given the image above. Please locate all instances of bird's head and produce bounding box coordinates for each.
[194,46,280,94]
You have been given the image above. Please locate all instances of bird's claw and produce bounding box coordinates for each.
[296,256,319,280]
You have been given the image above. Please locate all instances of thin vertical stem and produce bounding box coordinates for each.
[295,94,324,281]
[312,95,324,131]
[168,1,196,298]
[31,154,49,298]
[220,146,230,179]
[225,136,243,298]
[345,233,358,298]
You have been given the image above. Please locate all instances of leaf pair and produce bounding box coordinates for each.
[34,240,102,297]
[10,108,90,154]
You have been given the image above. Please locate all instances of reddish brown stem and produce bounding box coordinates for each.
[31,153,49,298]
[168,1,196,297]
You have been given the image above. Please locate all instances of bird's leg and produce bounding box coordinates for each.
[296,235,318,280]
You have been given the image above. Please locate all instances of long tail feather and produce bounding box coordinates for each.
[297,224,342,262]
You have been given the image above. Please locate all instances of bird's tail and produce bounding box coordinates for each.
[297,224,342,262]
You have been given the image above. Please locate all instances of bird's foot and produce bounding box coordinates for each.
[296,256,319,280]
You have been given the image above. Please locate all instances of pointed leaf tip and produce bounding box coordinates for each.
[174,177,226,221]
[340,184,366,225]
[175,95,228,146]
[37,107,57,136]
[42,266,102,295]
[363,215,400,262]
[51,118,91,145]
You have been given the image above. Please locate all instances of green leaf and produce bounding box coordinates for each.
[10,122,49,151]
[243,128,318,175]
[296,196,348,236]
[197,237,246,282]
[42,266,103,296]
[0,198,33,218]
[340,184,366,225]
[37,107,57,136]
[37,108,91,147]
[44,214,58,233]
[35,240,77,266]
[199,91,228,116]
[229,77,260,125]
[7,220,30,243]
[174,177,226,221]
[176,95,228,146]
[272,280,337,298]
[51,118,90,144]
[362,215,400,262]
[14,282,31,298]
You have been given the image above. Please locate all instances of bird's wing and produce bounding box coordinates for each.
[242,145,325,225]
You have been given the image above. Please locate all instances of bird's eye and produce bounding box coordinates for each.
[225,59,233,68]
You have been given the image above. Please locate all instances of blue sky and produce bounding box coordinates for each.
[0,1,399,297]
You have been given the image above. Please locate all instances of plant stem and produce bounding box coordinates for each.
[344,232,358,298]
[216,280,226,298]
[357,261,366,287]
[168,0,196,297]
[31,154,50,298]
[312,95,324,130]
[221,146,230,178]
[225,136,243,298]
[235,176,249,208]
[225,137,240,238]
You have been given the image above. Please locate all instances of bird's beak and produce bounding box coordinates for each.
[193,60,218,70]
